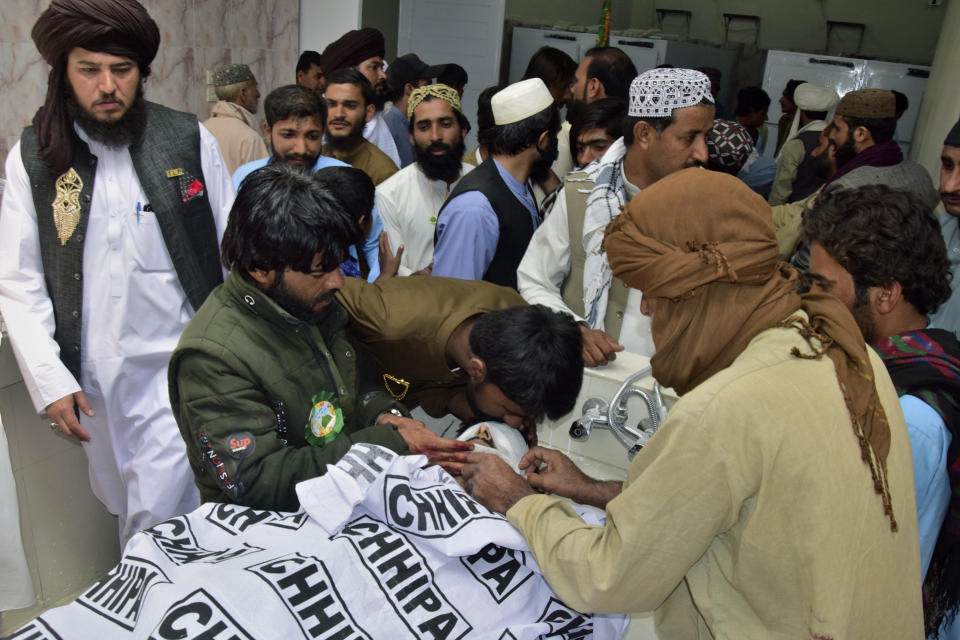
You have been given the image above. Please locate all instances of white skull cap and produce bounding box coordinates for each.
[491,78,554,125]
[629,68,714,118]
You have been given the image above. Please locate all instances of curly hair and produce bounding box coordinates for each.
[802,184,951,316]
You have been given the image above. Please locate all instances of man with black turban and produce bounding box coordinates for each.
[462,169,923,638]
[0,0,234,545]
[321,27,401,166]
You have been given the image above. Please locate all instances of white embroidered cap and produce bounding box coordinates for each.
[491,78,554,125]
[628,68,715,118]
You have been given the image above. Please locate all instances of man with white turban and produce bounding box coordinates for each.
[768,83,839,205]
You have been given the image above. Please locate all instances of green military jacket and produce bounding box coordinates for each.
[169,270,409,511]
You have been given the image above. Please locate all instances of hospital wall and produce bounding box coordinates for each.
[0,0,300,181]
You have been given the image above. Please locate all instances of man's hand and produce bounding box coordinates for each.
[376,231,403,281]
[519,446,621,509]
[391,415,473,467]
[45,391,94,442]
[412,263,432,277]
[580,325,624,367]
[461,452,535,513]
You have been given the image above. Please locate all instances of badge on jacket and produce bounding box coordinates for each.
[304,391,343,446]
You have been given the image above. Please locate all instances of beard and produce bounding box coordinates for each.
[67,84,147,148]
[266,272,337,324]
[851,285,877,343]
[528,133,560,184]
[811,140,837,180]
[834,131,858,170]
[414,138,466,182]
[325,118,365,151]
[372,81,389,111]
[272,149,319,171]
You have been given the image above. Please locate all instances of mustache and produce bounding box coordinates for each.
[425,142,452,153]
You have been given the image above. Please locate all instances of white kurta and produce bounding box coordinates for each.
[0,123,234,544]
[375,161,473,275]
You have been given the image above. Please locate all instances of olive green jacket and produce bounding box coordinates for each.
[169,270,409,511]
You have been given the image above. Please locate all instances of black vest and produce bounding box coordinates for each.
[787,130,826,203]
[434,157,538,289]
[20,102,223,382]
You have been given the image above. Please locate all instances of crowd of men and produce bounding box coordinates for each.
[0,0,958,638]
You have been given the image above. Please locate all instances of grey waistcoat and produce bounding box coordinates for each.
[19,101,223,382]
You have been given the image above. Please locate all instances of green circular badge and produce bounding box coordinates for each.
[304,391,343,446]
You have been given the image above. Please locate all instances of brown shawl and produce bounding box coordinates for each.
[604,168,897,530]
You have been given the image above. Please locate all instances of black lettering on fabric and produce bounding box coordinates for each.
[383,476,503,539]
[335,444,396,484]
[336,515,472,639]
[144,516,264,565]
[148,588,253,640]
[204,503,308,535]
[76,556,171,630]
[497,631,518,640]
[6,617,63,639]
[536,598,593,639]
[461,543,535,603]
[245,553,370,640]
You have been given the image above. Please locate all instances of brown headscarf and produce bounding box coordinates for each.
[605,168,898,530]
[319,28,385,74]
[31,0,160,174]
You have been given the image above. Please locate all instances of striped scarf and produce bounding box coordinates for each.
[873,329,960,637]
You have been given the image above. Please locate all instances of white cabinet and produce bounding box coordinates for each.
[761,50,929,156]
[508,27,735,107]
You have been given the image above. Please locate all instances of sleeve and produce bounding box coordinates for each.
[767,139,804,206]
[900,394,952,578]
[374,185,414,277]
[0,142,81,412]
[198,124,235,248]
[172,346,408,512]
[362,204,383,282]
[431,192,499,280]
[516,194,583,321]
[771,192,816,261]
[506,397,749,613]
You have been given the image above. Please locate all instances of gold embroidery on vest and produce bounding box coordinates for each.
[52,168,83,246]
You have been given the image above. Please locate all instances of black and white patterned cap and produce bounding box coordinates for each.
[706,119,753,174]
[629,68,714,118]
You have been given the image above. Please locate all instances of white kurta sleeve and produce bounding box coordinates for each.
[516,194,585,322]
[198,123,235,245]
[0,142,82,412]
[374,187,414,277]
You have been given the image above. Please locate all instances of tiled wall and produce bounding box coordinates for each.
[0,0,300,179]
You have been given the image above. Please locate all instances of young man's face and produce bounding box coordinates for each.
[808,242,877,341]
[940,145,960,216]
[66,47,140,122]
[575,126,616,168]
[297,63,325,90]
[568,56,593,109]
[265,116,323,168]
[411,98,463,154]
[466,380,529,431]
[324,82,370,145]
[264,253,345,324]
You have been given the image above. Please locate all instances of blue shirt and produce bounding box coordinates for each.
[231,155,384,282]
[899,394,952,580]
[383,107,414,169]
[432,158,538,281]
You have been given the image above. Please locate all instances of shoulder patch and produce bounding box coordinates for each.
[226,431,256,459]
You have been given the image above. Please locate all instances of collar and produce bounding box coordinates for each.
[224,269,347,330]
